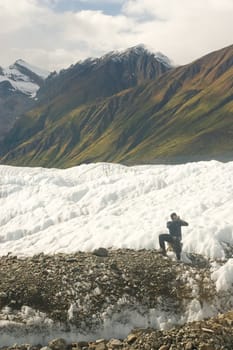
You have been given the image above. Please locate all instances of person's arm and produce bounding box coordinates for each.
[179,219,188,226]
[167,221,172,229]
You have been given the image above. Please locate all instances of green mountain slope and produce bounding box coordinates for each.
[0,45,232,167]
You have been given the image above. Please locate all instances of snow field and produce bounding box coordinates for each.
[1,161,233,291]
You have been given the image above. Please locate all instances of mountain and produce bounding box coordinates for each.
[0,59,49,96]
[0,60,49,140]
[0,45,232,167]
[36,44,172,107]
[0,45,172,165]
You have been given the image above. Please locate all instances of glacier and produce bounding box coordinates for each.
[1,160,233,346]
[0,161,233,259]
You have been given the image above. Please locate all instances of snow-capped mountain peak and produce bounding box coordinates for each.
[0,60,50,98]
[13,59,50,79]
[101,44,172,67]
[71,44,172,72]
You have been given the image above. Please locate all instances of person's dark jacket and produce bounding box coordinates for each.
[167,219,188,240]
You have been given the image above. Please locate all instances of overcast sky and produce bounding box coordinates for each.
[0,0,232,71]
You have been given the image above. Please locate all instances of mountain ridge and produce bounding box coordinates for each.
[0,60,50,140]
[0,44,232,167]
[36,44,172,108]
[0,59,49,96]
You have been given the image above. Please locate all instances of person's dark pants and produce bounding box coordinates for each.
[159,234,182,260]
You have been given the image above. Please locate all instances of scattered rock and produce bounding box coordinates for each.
[95,342,107,350]
[0,249,233,350]
[184,341,194,350]
[106,339,122,348]
[159,346,170,350]
[48,338,67,350]
[126,333,138,344]
[92,248,109,257]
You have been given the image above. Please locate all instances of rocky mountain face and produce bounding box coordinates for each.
[0,88,33,141]
[0,45,172,165]
[0,45,232,167]
[0,60,49,140]
[0,249,233,349]
[36,45,172,106]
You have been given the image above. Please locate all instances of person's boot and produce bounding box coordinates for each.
[159,248,167,256]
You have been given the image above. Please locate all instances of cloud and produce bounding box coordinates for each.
[0,0,232,71]
[123,0,233,64]
[79,0,124,3]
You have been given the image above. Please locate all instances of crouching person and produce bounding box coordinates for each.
[159,212,188,260]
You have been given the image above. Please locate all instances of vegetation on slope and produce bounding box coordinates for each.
[0,45,232,167]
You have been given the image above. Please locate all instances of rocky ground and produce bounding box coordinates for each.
[0,248,232,349]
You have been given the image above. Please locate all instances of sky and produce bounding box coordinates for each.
[0,0,232,71]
